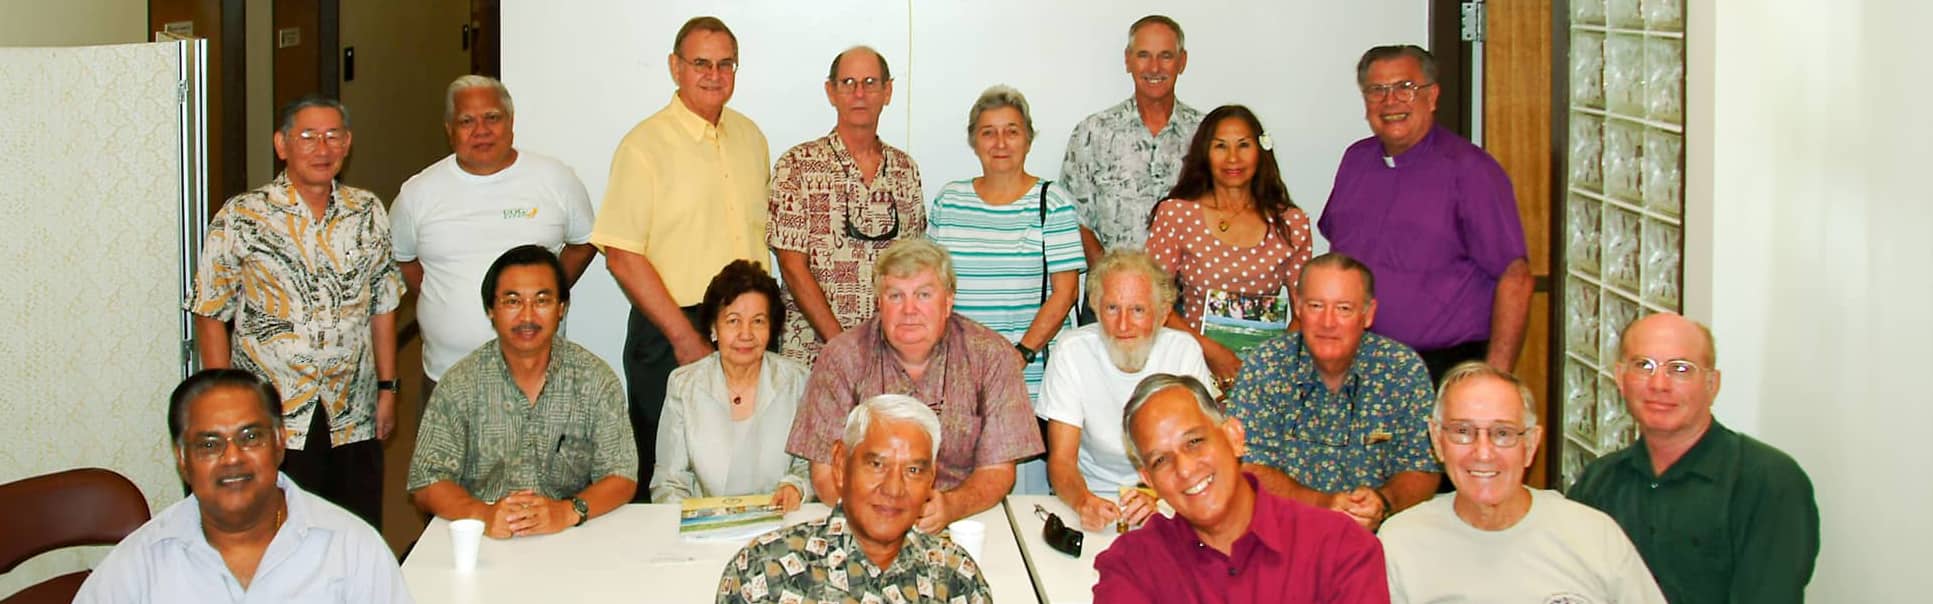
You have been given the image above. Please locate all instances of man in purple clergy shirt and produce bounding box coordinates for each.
[1093,374,1389,604]
[1319,45,1533,384]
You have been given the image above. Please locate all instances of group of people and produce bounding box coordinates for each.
[64,11,1819,604]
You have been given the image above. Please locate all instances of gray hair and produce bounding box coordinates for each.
[278,94,350,133]
[966,84,1036,147]
[1295,252,1377,299]
[842,394,943,458]
[827,45,891,82]
[445,74,515,123]
[1086,249,1177,319]
[1432,361,1539,428]
[871,237,957,295]
[1121,374,1225,469]
[1355,44,1438,88]
[1126,15,1186,53]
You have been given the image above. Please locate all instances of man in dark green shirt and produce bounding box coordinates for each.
[1570,313,1818,603]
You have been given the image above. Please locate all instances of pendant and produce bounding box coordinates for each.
[1217,219,1231,233]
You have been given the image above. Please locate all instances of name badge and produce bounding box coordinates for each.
[1365,430,1393,446]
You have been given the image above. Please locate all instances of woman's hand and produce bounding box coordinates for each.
[1201,338,1243,389]
[773,483,803,513]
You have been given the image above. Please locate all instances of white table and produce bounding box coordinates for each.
[1006,495,1167,604]
[403,502,1037,603]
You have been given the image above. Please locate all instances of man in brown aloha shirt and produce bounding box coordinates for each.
[720,395,990,604]
[767,45,925,365]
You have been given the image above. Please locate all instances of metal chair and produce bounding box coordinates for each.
[0,468,151,604]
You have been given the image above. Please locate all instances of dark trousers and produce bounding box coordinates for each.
[281,405,385,530]
[623,304,704,503]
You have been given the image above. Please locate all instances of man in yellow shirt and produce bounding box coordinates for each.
[590,15,770,500]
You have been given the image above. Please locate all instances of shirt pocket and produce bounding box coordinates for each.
[547,428,597,495]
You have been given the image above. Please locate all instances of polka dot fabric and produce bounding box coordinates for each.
[1146,198,1313,330]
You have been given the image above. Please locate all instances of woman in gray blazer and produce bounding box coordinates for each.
[650,260,811,510]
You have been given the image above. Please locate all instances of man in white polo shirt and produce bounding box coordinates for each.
[1036,249,1216,532]
[391,75,597,400]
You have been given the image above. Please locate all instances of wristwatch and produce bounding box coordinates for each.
[376,380,400,392]
[1014,343,1038,364]
[570,497,589,527]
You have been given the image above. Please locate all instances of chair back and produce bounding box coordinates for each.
[0,467,151,575]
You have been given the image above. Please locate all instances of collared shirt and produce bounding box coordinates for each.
[1318,125,1527,351]
[1380,489,1667,604]
[188,172,404,449]
[785,315,1043,490]
[75,473,412,604]
[715,506,991,604]
[405,338,638,502]
[1227,332,1438,493]
[651,351,812,503]
[1059,97,1203,251]
[1092,474,1390,603]
[390,150,595,380]
[1569,421,1820,604]
[766,132,926,364]
[591,94,770,306]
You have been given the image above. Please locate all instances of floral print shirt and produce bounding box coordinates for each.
[1227,331,1439,493]
[1058,98,1202,251]
[716,507,991,604]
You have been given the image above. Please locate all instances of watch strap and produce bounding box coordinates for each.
[376,380,400,392]
[571,497,589,527]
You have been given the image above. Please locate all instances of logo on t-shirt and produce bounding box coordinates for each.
[1544,594,1594,604]
[501,207,539,219]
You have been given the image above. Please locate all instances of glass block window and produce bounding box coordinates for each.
[1560,0,1685,490]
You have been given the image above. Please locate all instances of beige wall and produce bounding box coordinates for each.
[0,0,146,46]
[337,0,471,203]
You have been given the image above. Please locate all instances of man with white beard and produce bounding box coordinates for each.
[1036,249,1217,531]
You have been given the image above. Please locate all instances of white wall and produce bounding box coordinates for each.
[1687,1,1933,599]
[503,0,1426,380]
[0,0,145,46]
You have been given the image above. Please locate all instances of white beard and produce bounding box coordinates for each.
[1104,334,1156,373]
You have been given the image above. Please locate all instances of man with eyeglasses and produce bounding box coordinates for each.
[591,16,770,500]
[77,370,411,602]
[1318,44,1532,385]
[767,46,925,365]
[391,75,597,414]
[1379,362,1665,603]
[1060,15,1201,269]
[188,94,402,530]
[1225,253,1440,531]
[1569,313,1819,603]
[406,245,637,539]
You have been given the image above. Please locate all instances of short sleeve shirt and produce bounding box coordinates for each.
[716,507,991,604]
[591,94,770,306]
[785,315,1043,490]
[765,132,926,364]
[1058,98,1203,251]
[188,172,404,449]
[405,338,638,502]
[1227,332,1438,493]
[1145,199,1312,330]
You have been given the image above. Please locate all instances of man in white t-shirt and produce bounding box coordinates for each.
[392,75,597,399]
[1036,249,1216,532]
[1379,361,1665,604]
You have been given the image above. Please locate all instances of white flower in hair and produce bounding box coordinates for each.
[1258,133,1274,152]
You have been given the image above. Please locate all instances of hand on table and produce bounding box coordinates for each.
[1073,495,1121,533]
[498,490,573,538]
[772,484,803,513]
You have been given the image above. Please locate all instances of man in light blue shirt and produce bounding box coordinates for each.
[75,369,411,603]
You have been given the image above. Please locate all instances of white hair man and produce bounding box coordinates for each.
[1037,249,1216,531]
[719,394,991,603]
[1380,361,1665,603]
[391,74,598,407]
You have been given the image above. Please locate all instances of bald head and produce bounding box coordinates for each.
[1620,313,1717,368]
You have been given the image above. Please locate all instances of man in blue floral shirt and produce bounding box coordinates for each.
[1228,253,1441,531]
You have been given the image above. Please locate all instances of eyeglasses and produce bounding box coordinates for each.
[496,294,560,312]
[843,200,900,242]
[1361,80,1435,102]
[1621,357,1707,382]
[1438,421,1532,448]
[1296,299,1363,320]
[186,426,273,460]
[679,56,739,75]
[291,129,348,150]
[454,111,508,131]
[831,76,887,93]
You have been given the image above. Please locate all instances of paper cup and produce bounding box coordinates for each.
[948,519,986,560]
[449,518,485,572]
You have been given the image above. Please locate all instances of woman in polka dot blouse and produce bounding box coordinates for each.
[1146,104,1313,388]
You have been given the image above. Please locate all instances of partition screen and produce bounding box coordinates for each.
[0,40,203,595]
